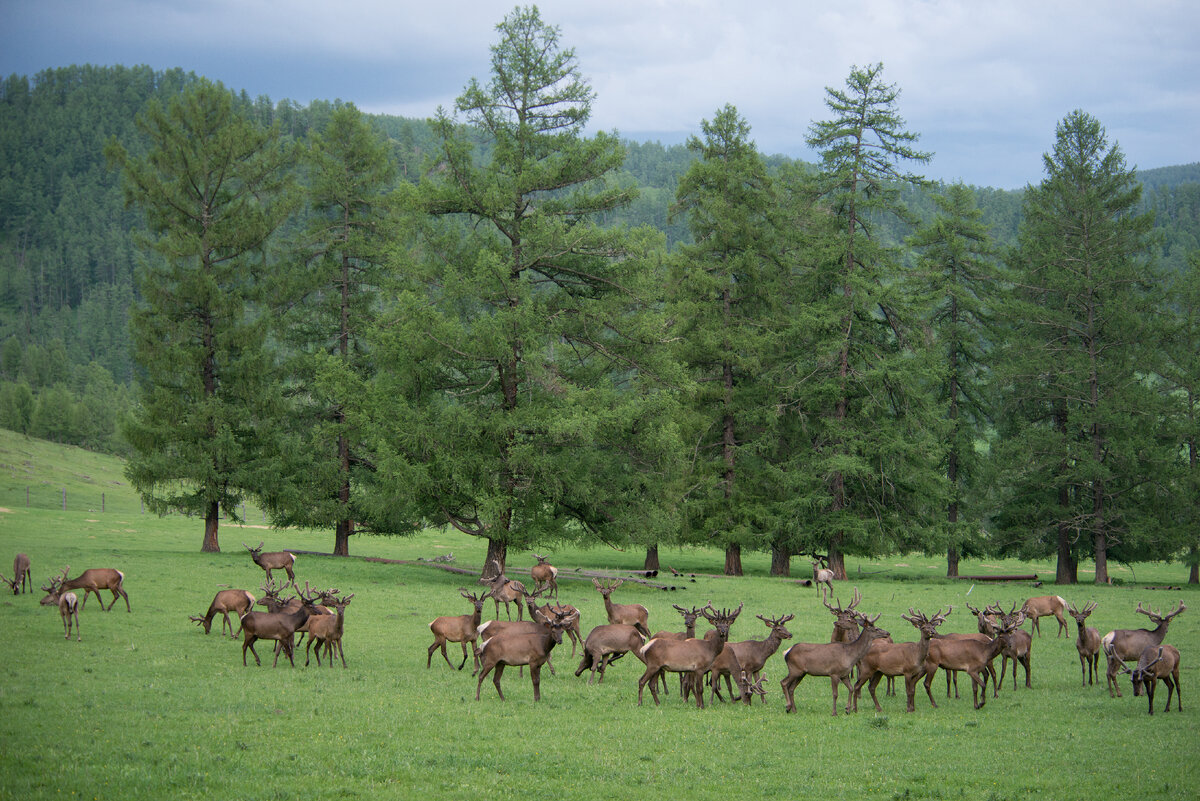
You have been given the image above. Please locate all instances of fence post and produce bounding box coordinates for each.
[62,488,66,511]
[102,492,106,513]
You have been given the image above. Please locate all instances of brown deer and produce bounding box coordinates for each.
[711,614,794,704]
[1068,601,1102,686]
[475,608,576,701]
[649,604,710,696]
[575,623,646,684]
[594,578,651,638]
[530,554,559,599]
[244,542,297,588]
[304,591,354,668]
[637,604,742,709]
[44,566,129,612]
[1,553,31,595]
[477,609,566,676]
[523,591,583,657]
[478,561,528,621]
[190,588,256,638]
[989,603,1033,691]
[39,577,80,641]
[428,590,488,672]
[238,589,318,667]
[853,608,947,713]
[700,644,753,706]
[1020,595,1068,637]
[1101,600,1186,697]
[1128,644,1181,715]
[921,613,1018,709]
[781,612,890,716]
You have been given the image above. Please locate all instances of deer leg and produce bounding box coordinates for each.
[1022,655,1031,688]
[244,637,260,666]
[923,667,939,709]
[336,640,346,668]
[903,674,918,713]
[969,669,987,709]
[457,641,470,670]
[475,661,493,700]
[1147,679,1156,715]
[863,673,884,713]
[530,664,542,701]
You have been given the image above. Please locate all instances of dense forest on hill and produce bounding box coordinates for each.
[0,52,1197,582]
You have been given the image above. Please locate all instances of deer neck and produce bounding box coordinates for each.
[846,628,879,662]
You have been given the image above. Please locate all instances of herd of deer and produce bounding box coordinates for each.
[9,546,1187,715]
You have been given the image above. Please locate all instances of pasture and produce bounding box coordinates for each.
[0,434,1197,800]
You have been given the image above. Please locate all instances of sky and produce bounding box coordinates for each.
[1,0,1197,190]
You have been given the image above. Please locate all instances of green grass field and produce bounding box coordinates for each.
[1,429,1197,800]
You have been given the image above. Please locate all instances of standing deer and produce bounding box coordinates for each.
[575,623,646,684]
[1020,595,1068,637]
[637,604,742,709]
[781,612,890,716]
[1101,600,1186,697]
[811,558,834,597]
[594,578,651,638]
[244,542,297,588]
[238,590,318,667]
[530,554,559,599]
[989,603,1033,691]
[428,590,487,672]
[39,577,79,640]
[853,608,947,713]
[479,561,528,621]
[712,614,794,704]
[1,553,31,595]
[304,591,354,668]
[44,566,129,612]
[1068,601,1101,686]
[649,604,710,696]
[475,608,576,701]
[921,613,1017,710]
[1128,645,1182,715]
[190,588,256,638]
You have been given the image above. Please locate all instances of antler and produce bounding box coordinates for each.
[1165,600,1187,620]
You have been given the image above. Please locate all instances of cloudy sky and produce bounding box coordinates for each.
[2,0,1196,189]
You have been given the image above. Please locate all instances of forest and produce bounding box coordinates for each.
[1,7,1198,583]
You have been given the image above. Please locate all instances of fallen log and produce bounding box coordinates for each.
[954,573,1039,582]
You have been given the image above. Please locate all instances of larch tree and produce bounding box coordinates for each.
[368,6,682,573]
[105,79,295,552]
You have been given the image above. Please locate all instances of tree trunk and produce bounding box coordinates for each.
[1093,530,1109,585]
[334,518,353,557]
[769,544,790,577]
[201,500,220,552]
[1055,522,1077,584]
[484,538,508,576]
[643,545,660,572]
[1190,559,1198,586]
[724,543,743,576]
[946,544,960,579]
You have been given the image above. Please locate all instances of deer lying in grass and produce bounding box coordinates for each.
[475,608,577,701]
[1,553,31,595]
[428,590,487,672]
[304,590,354,668]
[190,588,256,638]
[44,565,129,612]
[244,541,296,588]
[530,553,559,600]
[922,612,1020,709]
[853,608,947,713]
[637,604,742,709]
[1101,600,1186,697]
[1068,601,1101,686]
[1128,644,1181,715]
[1021,595,1068,637]
[711,614,793,704]
[239,589,318,667]
[575,623,646,684]
[479,561,528,621]
[39,577,80,641]
[781,612,890,716]
[594,578,651,638]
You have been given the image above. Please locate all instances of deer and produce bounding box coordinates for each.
[1,553,31,595]
[700,643,753,706]
[711,614,794,704]
[853,607,948,713]
[575,623,647,684]
[921,612,1019,710]
[1127,644,1182,715]
[190,588,256,638]
[244,541,297,588]
[428,590,488,672]
[988,603,1033,691]
[781,612,891,716]
[530,553,559,599]
[933,605,997,699]
[823,588,894,694]
[238,589,318,667]
[39,577,80,641]
[649,604,710,696]
[304,590,354,668]
[1101,600,1186,698]
[811,557,834,597]
[637,604,742,709]
[1020,594,1068,638]
[43,566,129,612]
[593,578,651,638]
[477,605,567,676]
[475,607,576,701]
[524,590,583,657]
[1068,601,1102,686]
[478,561,528,621]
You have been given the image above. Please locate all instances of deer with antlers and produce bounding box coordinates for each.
[478,561,528,621]
[1020,595,1068,638]
[1068,601,1102,686]
[647,604,710,696]
[988,602,1033,691]
[1,553,31,595]
[304,590,354,668]
[921,611,1021,710]
[238,585,319,667]
[781,611,890,716]
[1101,600,1186,698]
[593,578,651,638]
[190,588,256,638]
[853,607,947,713]
[637,604,743,709]
[711,614,794,704]
[40,565,129,612]
[244,542,297,588]
[475,607,577,701]
[523,590,583,657]
[428,590,488,672]
[39,575,79,641]
[530,554,559,600]
[1127,644,1182,715]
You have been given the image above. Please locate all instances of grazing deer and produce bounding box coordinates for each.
[921,613,1018,710]
[1101,600,1186,697]
[428,590,488,672]
[701,643,753,706]
[304,591,354,668]
[239,590,318,667]
[43,566,129,612]
[244,542,297,588]
[712,614,794,704]
[575,623,646,684]
[1,553,31,595]
[853,608,947,713]
[638,604,742,709]
[190,588,256,638]
[475,608,576,701]
[478,561,528,621]
[39,577,80,641]
[1128,644,1181,715]
[1068,601,1102,686]
[594,578,651,638]
[530,553,559,599]
[781,612,890,716]
[1020,595,1068,638]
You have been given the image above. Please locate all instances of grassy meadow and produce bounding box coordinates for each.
[1,429,1198,800]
